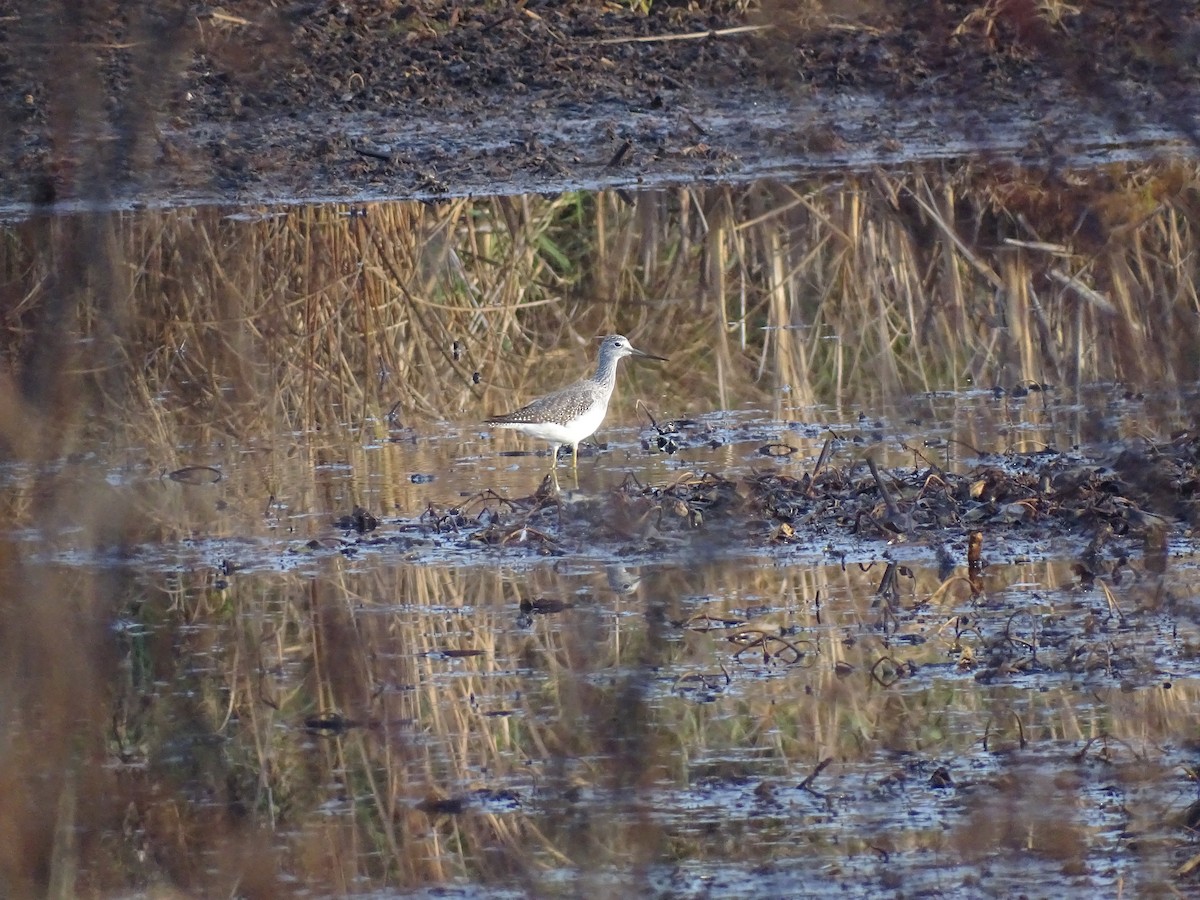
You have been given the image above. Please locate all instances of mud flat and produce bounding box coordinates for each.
[1,1,1198,215]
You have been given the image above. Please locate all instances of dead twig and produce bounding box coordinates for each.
[798,757,833,794]
[588,24,771,46]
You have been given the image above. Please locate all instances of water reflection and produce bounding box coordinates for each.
[2,382,1196,894]
[93,542,1199,895]
[2,386,1194,573]
[2,168,1200,894]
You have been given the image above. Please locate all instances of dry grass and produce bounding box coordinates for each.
[2,161,1198,455]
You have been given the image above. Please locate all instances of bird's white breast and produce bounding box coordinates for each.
[495,399,609,445]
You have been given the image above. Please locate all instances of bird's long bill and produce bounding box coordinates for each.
[630,344,668,361]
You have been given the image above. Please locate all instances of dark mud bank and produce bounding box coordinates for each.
[2,1,1198,216]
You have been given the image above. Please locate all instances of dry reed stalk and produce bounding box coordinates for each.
[2,162,1200,458]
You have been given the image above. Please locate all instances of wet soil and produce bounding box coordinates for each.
[2,1,1199,215]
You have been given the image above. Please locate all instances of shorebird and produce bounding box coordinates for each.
[486,334,666,472]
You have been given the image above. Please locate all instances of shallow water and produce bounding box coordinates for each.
[5,382,1200,896]
[10,382,1193,569]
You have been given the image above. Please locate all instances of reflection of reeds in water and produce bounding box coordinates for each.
[0,490,1196,893]
[83,558,1198,889]
[5,163,1200,893]
[2,163,1199,452]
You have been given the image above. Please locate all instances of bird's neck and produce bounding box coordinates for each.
[591,353,620,388]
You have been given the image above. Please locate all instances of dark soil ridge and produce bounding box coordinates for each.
[1,1,1198,217]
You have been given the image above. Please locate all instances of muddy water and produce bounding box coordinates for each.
[6,383,1200,896]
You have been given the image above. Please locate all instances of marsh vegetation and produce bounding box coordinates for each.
[2,155,1200,896]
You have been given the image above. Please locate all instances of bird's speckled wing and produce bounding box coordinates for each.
[487,379,598,425]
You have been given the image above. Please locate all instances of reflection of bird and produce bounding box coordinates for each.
[605,565,642,596]
[487,335,666,471]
